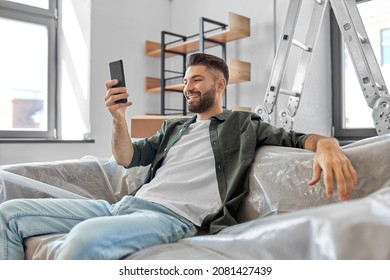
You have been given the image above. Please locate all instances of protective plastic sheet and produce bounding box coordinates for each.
[129,186,390,259]
[236,134,390,222]
[1,135,390,259]
[0,155,148,204]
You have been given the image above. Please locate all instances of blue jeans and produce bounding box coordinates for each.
[0,196,197,259]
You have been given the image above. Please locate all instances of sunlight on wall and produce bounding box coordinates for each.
[58,0,91,140]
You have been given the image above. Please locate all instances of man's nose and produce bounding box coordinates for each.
[183,82,193,94]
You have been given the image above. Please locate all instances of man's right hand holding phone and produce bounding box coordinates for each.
[105,79,134,167]
[104,79,132,122]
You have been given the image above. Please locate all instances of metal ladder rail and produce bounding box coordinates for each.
[255,0,329,130]
[330,0,390,135]
[255,0,390,135]
[254,0,304,124]
[281,0,330,130]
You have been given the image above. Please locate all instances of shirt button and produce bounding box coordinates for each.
[213,141,216,145]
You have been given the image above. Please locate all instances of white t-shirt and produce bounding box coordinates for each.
[135,120,222,226]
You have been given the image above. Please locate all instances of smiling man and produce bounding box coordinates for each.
[0,53,357,260]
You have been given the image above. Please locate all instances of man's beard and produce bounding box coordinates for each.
[186,85,216,113]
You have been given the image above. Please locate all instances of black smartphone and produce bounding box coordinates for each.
[109,59,128,104]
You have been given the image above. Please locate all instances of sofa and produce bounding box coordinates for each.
[1,134,390,259]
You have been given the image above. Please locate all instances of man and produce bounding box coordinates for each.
[0,53,357,260]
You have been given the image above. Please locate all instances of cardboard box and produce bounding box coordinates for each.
[131,115,191,138]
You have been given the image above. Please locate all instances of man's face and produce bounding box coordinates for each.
[183,65,218,113]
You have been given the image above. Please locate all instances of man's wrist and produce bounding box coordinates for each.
[112,117,127,129]
[304,134,338,152]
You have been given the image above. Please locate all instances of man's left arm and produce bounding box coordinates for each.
[304,134,358,201]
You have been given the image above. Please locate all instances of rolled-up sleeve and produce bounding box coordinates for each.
[127,124,166,168]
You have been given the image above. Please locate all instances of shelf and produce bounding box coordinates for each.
[145,59,251,93]
[229,106,251,112]
[145,12,250,58]
[228,59,251,83]
[145,77,184,94]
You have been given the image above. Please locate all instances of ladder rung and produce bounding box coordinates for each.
[357,32,367,43]
[292,39,312,52]
[280,88,301,97]
[376,83,384,90]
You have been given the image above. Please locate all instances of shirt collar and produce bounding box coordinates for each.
[184,115,197,126]
[183,110,232,125]
[211,110,232,121]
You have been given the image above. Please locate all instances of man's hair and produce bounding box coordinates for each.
[187,53,229,84]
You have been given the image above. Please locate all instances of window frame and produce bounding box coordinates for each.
[0,0,58,139]
[331,0,378,141]
[381,28,390,66]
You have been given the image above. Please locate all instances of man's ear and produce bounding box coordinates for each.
[218,77,227,94]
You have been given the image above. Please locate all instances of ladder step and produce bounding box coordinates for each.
[357,32,367,43]
[279,88,301,97]
[292,39,312,52]
[376,82,384,90]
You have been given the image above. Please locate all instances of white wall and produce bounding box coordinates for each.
[0,0,332,165]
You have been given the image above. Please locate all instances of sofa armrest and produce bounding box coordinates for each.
[0,156,133,203]
[236,134,390,222]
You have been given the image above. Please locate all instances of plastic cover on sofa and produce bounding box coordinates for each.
[0,135,390,259]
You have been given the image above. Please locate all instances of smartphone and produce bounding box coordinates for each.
[109,59,128,104]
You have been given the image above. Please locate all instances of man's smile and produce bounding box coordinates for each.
[185,91,201,102]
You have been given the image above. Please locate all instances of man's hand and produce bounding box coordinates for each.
[306,136,358,201]
[104,79,133,122]
[104,80,134,167]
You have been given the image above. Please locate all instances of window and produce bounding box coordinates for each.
[331,0,390,140]
[0,0,57,138]
[381,28,390,66]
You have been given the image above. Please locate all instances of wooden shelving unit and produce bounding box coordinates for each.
[145,13,250,58]
[144,12,251,115]
[145,59,251,94]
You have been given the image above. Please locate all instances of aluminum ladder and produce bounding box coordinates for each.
[254,0,390,135]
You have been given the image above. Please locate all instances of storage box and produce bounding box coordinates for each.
[131,115,191,138]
